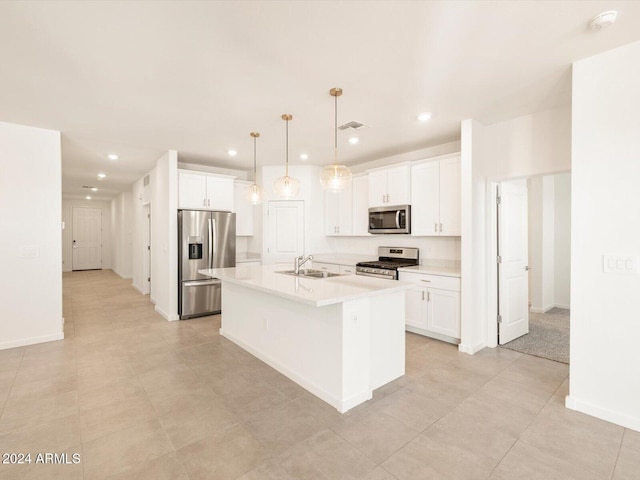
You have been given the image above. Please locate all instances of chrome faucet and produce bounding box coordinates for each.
[294,254,313,275]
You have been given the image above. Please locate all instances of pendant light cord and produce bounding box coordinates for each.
[285,117,289,177]
[253,135,257,182]
[334,92,338,164]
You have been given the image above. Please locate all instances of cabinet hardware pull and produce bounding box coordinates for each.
[203,198,206,206]
[427,291,431,301]
[422,291,425,301]
[420,279,431,283]
[434,223,438,232]
[439,223,443,232]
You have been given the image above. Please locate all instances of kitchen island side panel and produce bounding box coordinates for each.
[219,281,382,412]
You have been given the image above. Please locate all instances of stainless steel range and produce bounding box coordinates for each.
[356,247,419,280]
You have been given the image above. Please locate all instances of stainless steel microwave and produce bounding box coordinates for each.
[368,205,411,234]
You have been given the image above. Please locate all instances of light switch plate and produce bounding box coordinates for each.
[603,254,637,274]
[19,246,40,258]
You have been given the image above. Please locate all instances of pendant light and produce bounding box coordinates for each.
[273,114,300,198]
[320,87,352,192]
[246,132,263,204]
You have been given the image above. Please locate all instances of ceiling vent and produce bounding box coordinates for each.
[338,121,370,131]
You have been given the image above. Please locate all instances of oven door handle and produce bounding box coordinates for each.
[356,271,394,280]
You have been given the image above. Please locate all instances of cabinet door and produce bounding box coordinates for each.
[178,172,208,209]
[313,262,340,273]
[352,175,370,235]
[234,181,254,236]
[438,155,461,236]
[368,170,388,207]
[405,285,428,329]
[339,264,356,275]
[324,191,341,235]
[206,176,234,211]
[427,288,460,338]
[411,161,440,236]
[386,164,411,205]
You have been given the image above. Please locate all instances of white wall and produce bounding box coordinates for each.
[61,199,112,272]
[553,173,571,308]
[150,151,179,320]
[567,40,640,431]
[0,122,63,349]
[461,105,572,352]
[528,173,571,313]
[110,191,133,279]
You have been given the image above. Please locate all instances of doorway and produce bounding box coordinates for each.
[494,173,571,363]
[72,207,102,271]
[265,200,304,264]
[142,204,151,295]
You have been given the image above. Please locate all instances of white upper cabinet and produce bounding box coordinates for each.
[178,170,235,211]
[233,180,254,236]
[410,154,461,236]
[178,171,208,209]
[324,182,353,236]
[368,164,410,207]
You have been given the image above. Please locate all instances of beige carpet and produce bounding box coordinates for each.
[501,308,570,364]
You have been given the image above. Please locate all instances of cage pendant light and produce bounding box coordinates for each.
[320,87,352,192]
[246,132,263,204]
[273,114,300,198]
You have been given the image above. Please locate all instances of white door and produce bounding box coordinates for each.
[368,170,388,207]
[385,164,411,205]
[142,204,151,295]
[72,207,102,270]
[266,200,304,264]
[405,285,428,329]
[206,175,234,211]
[411,161,440,235]
[178,171,208,209]
[498,181,530,344]
[438,155,461,236]
[427,288,461,338]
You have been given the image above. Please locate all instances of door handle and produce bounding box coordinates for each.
[395,210,401,229]
[524,266,531,271]
[72,239,77,249]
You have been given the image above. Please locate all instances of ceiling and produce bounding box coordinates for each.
[1,1,639,201]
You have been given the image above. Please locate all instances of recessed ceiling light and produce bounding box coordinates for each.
[228,150,237,157]
[417,112,432,122]
[97,173,106,179]
[91,187,98,192]
[300,153,309,160]
[85,196,92,200]
[108,153,118,160]
[589,10,617,31]
[348,136,359,145]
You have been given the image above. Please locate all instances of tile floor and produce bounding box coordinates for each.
[0,270,638,479]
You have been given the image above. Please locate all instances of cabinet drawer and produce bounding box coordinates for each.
[339,265,356,275]
[312,262,340,273]
[398,272,460,291]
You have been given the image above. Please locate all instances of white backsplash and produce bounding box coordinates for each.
[324,235,461,264]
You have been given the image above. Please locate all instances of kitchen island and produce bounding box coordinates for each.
[199,264,410,413]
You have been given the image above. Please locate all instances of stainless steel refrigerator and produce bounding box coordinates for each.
[178,210,236,319]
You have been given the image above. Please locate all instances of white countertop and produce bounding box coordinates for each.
[199,264,410,307]
[397,264,461,277]
[310,253,377,267]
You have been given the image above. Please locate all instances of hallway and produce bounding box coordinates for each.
[0,270,637,479]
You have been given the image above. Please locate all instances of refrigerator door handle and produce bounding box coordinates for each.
[184,279,221,287]
[208,218,213,269]
[211,218,217,269]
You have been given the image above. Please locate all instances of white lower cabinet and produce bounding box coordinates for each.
[399,270,461,343]
[312,261,356,275]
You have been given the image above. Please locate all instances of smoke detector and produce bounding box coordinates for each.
[589,10,617,31]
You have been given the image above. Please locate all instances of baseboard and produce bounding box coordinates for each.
[154,305,179,321]
[405,326,459,345]
[566,395,640,432]
[458,341,486,355]
[530,305,555,314]
[554,304,570,310]
[113,269,132,280]
[0,332,64,351]
[221,328,370,413]
[132,283,147,295]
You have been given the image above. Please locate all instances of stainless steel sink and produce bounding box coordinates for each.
[276,269,343,279]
